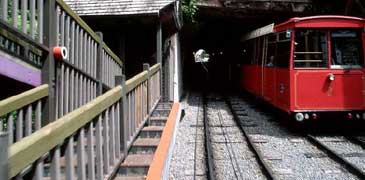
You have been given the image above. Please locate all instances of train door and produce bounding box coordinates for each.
[261,37,267,97]
[262,34,276,103]
[327,30,364,109]
[256,37,263,96]
[275,31,292,110]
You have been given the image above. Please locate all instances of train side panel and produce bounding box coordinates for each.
[242,64,262,96]
[275,68,291,112]
[291,69,365,111]
[263,67,276,104]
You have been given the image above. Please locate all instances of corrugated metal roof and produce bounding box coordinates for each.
[63,0,175,16]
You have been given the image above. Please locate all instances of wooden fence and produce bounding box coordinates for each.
[0,0,123,93]
[0,63,161,180]
[0,84,49,144]
[0,1,162,179]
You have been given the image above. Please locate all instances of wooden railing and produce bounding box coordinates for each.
[0,0,46,68]
[0,0,123,84]
[54,0,123,119]
[0,84,49,144]
[2,63,161,180]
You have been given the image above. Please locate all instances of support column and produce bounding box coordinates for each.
[42,0,57,125]
[96,32,104,95]
[156,22,167,102]
[143,63,150,124]
[156,22,162,64]
[115,75,127,156]
[0,133,8,180]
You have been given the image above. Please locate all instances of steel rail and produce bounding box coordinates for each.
[215,101,243,180]
[203,96,216,180]
[225,97,277,180]
[307,134,365,179]
[193,96,202,180]
[345,136,365,150]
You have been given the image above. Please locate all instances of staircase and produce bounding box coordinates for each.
[114,102,172,180]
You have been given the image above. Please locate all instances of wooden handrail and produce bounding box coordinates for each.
[9,85,122,178]
[102,42,124,67]
[125,63,161,93]
[150,63,161,75]
[125,71,148,93]
[0,21,47,56]
[0,84,49,117]
[56,0,123,67]
[8,63,161,177]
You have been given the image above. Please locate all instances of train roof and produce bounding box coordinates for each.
[242,15,365,41]
[274,15,365,32]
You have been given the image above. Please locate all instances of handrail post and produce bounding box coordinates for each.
[0,132,8,180]
[42,0,57,125]
[143,63,150,124]
[115,75,127,157]
[96,32,104,95]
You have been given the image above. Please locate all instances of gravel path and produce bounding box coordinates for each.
[169,93,206,180]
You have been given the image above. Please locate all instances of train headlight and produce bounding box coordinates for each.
[295,113,304,122]
[362,112,365,120]
[356,114,360,119]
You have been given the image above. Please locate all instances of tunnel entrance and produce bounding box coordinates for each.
[181,20,240,92]
[180,17,272,93]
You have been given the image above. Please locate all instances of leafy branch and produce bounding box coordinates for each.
[182,0,198,23]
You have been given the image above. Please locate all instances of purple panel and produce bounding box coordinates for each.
[0,55,41,87]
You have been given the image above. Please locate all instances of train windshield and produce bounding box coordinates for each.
[294,29,328,68]
[330,30,363,68]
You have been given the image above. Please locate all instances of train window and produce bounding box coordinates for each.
[246,40,255,64]
[276,39,291,68]
[275,31,291,68]
[265,40,276,67]
[268,34,277,43]
[330,30,363,68]
[242,43,251,64]
[294,30,328,68]
[255,37,264,65]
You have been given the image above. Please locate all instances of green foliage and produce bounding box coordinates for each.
[4,0,39,38]
[182,0,198,23]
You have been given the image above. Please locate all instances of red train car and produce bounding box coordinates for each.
[240,16,365,122]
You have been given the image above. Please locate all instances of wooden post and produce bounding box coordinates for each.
[143,63,150,124]
[0,132,8,179]
[96,32,104,95]
[156,22,164,101]
[42,0,57,125]
[156,22,162,64]
[115,75,127,157]
[44,1,61,179]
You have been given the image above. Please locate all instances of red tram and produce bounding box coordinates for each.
[240,16,365,122]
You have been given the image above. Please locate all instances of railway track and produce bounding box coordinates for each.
[203,95,216,180]
[195,94,365,179]
[202,95,270,180]
[226,98,277,180]
[225,95,361,180]
[307,134,365,179]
